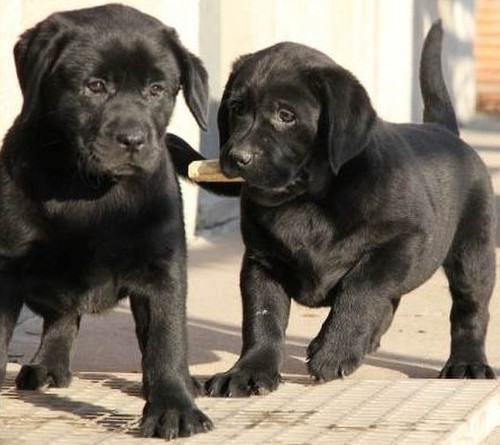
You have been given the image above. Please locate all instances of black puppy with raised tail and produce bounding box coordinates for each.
[0,4,212,439]
[202,21,496,396]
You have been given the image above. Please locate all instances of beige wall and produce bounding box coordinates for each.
[201,0,475,123]
[0,0,476,237]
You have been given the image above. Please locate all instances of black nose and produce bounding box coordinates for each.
[230,151,253,168]
[116,130,146,152]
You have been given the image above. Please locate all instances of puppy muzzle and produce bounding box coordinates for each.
[220,146,255,178]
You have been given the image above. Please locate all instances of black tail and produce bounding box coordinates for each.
[165,133,241,197]
[420,20,459,135]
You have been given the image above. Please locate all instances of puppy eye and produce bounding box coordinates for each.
[228,99,245,116]
[277,109,295,124]
[86,78,107,95]
[149,83,164,97]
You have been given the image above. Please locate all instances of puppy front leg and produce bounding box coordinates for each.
[129,259,212,440]
[206,252,291,397]
[15,311,80,389]
[307,299,395,380]
[307,250,404,381]
[130,295,202,398]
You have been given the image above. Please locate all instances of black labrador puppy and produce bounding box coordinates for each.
[0,4,212,439]
[201,21,496,396]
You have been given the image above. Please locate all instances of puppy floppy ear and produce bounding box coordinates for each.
[168,31,209,131]
[310,66,376,174]
[217,71,237,148]
[217,54,253,148]
[14,16,71,123]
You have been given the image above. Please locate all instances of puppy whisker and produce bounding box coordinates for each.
[39,138,64,149]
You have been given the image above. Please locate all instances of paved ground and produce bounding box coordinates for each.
[2,367,499,444]
[2,123,500,443]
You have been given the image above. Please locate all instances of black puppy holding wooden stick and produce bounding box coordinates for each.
[179,21,496,396]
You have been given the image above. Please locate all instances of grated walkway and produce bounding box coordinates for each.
[1,364,500,444]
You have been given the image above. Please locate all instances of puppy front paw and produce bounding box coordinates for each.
[15,364,72,390]
[205,367,282,397]
[141,402,213,440]
[439,362,496,379]
[306,334,365,381]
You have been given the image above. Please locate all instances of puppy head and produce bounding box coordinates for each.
[218,42,376,195]
[13,4,208,178]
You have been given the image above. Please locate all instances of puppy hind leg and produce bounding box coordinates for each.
[15,311,81,389]
[440,187,496,378]
[130,296,148,356]
[441,205,496,379]
[0,296,23,387]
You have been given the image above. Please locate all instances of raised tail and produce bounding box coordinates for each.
[420,19,459,135]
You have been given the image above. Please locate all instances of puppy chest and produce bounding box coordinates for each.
[252,209,353,306]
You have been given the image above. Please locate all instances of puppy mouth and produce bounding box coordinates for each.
[78,143,157,179]
[232,166,307,208]
[250,171,307,192]
[243,173,308,206]
[221,155,307,190]
[231,156,311,194]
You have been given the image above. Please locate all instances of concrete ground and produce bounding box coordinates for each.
[2,121,500,443]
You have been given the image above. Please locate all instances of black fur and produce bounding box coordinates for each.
[0,4,213,439]
[420,20,459,135]
[205,21,496,397]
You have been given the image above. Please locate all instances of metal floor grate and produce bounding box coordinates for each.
[1,364,500,444]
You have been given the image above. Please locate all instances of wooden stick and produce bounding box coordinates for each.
[188,160,244,182]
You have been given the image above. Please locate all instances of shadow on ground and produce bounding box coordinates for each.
[187,317,455,380]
